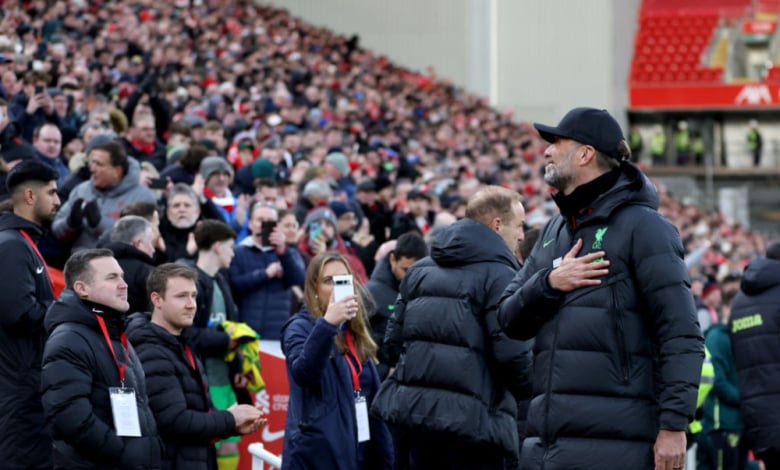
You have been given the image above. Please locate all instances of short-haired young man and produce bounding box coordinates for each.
[0,160,60,469]
[126,263,264,470]
[188,219,250,469]
[41,248,162,469]
[364,232,428,380]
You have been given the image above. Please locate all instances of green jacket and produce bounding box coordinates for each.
[702,324,743,432]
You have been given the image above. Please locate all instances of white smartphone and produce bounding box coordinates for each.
[332,274,354,303]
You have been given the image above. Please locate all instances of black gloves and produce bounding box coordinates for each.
[66,198,101,229]
[84,199,101,228]
[66,198,85,228]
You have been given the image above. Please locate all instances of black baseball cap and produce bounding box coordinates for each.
[534,107,625,160]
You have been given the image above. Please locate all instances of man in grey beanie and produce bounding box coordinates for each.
[324,151,356,200]
[198,156,240,232]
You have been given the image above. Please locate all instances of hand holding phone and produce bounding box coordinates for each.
[308,222,322,241]
[260,221,277,246]
[332,275,356,318]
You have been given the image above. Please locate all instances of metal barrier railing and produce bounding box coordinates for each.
[248,442,282,470]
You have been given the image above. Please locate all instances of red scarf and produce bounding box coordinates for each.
[131,139,155,155]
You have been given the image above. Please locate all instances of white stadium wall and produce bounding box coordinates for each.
[260,0,641,125]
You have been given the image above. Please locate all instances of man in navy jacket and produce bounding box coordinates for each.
[229,202,305,340]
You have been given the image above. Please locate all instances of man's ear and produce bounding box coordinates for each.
[150,291,163,309]
[388,252,397,267]
[489,216,502,234]
[579,145,597,166]
[72,280,89,298]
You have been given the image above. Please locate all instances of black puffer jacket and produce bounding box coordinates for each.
[364,254,400,380]
[41,290,162,470]
[498,163,704,470]
[729,256,780,456]
[0,213,55,469]
[126,313,236,470]
[372,218,532,459]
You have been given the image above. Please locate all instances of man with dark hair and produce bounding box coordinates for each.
[373,185,532,470]
[179,220,252,468]
[41,248,162,469]
[497,108,703,470]
[0,159,60,469]
[106,215,157,314]
[365,232,428,380]
[729,240,780,467]
[126,263,264,470]
[53,141,156,251]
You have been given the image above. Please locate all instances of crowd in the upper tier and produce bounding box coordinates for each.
[0,0,768,277]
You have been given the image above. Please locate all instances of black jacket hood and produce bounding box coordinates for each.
[0,212,45,238]
[431,218,519,270]
[370,254,398,291]
[741,257,780,296]
[44,289,127,336]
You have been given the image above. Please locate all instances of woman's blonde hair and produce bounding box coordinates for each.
[303,251,378,363]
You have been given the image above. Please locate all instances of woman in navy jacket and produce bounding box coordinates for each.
[281,251,393,470]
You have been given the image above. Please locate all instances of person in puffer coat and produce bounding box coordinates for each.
[372,186,532,470]
[498,108,704,470]
[41,249,162,469]
[729,241,780,468]
[126,264,264,470]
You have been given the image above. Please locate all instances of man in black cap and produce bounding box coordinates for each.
[497,107,704,470]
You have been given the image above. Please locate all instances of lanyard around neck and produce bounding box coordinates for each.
[343,329,363,393]
[96,314,129,387]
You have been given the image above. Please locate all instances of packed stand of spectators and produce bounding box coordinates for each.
[0,0,778,468]
[0,0,769,276]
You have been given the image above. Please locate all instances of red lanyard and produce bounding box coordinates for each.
[18,229,53,293]
[343,330,363,392]
[96,315,130,386]
[184,345,197,371]
[184,344,210,398]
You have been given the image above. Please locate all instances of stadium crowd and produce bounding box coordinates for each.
[0,0,777,469]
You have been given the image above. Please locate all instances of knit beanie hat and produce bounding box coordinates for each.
[85,132,118,154]
[199,156,233,182]
[251,158,276,179]
[304,207,338,229]
[328,200,354,218]
[325,152,349,176]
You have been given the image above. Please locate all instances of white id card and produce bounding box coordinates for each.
[355,395,370,442]
[109,387,142,437]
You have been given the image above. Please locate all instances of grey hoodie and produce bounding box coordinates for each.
[53,157,156,251]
